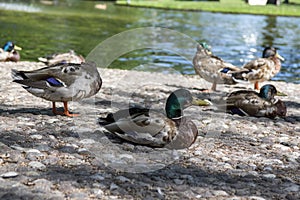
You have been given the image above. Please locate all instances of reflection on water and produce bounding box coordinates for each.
[0,1,299,83]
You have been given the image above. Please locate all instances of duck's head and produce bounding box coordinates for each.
[165,89,195,119]
[2,41,22,52]
[197,42,212,55]
[262,47,284,61]
[258,84,277,101]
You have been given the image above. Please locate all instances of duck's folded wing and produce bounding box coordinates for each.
[243,58,272,70]
[103,116,166,136]
[112,131,167,147]
[227,93,273,116]
[103,116,171,147]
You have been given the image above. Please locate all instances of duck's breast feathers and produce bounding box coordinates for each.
[165,117,198,149]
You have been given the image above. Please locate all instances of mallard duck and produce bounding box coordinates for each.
[232,47,284,90]
[99,89,199,149]
[11,62,102,117]
[193,43,241,91]
[0,41,22,62]
[38,50,85,66]
[226,84,286,118]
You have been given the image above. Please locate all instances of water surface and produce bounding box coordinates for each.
[0,0,299,83]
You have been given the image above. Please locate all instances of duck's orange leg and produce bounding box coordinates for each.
[63,101,79,117]
[52,101,79,117]
[254,82,259,90]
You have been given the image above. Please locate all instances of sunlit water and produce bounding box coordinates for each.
[0,0,299,83]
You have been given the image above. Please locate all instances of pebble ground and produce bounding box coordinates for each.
[0,61,299,199]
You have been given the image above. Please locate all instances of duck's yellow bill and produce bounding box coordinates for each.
[276,90,287,96]
[192,98,212,106]
[14,45,22,51]
[276,53,284,61]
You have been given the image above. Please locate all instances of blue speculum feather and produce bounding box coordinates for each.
[220,68,230,73]
[46,77,64,87]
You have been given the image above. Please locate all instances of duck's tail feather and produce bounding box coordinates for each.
[11,69,27,81]
[230,69,253,83]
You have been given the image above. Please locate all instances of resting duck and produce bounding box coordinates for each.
[38,50,85,66]
[193,43,241,91]
[0,41,22,62]
[226,84,286,119]
[11,62,102,117]
[99,89,199,149]
[232,47,284,90]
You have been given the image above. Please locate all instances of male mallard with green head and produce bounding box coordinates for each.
[99,89,200,149]
[232,47,284,90]
[193,42,241,91]
[0,41,22,62]
[226,84,286,118]
[11,62,102,117]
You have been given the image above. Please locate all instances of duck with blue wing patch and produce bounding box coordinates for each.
[11,62,102,117]
[231,47,284,90]
[193,43,241,91]
[0,41,22,62]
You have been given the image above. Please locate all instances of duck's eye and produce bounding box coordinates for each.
[63,68,68,73]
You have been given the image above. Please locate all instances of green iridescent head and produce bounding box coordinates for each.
[165,89,194,119]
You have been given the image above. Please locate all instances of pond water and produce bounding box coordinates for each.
[0,0,299,83]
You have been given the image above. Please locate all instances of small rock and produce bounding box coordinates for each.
[91,188,104,198]
[1,171,19,178]
[262,174,276,179]
[116,176,130,183]
[173,178,184,185]
[91,174,105,181]
[284,183,299,192]
[77,148,90,155]
[79,139,96,144]
[30,134,43,140]
[33,179,53,193]
[110,183,119,190]
[211,190,229,196]
[249,196,267,200]
[28,161,46,170]
[69,192,89,200]
[273,143,291,152]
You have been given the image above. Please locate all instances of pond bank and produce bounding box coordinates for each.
[116,0,300,17]
[0,61,299,199]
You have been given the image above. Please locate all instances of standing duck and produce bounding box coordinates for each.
[99,89,199,149]
[232,47,284,90]
[38,50,85,66]
[0,41,22,62]
[193,43,241,91]
[226,84,286,119]
[11,62,102,117]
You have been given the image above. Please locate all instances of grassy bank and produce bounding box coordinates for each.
[116,0,300,17]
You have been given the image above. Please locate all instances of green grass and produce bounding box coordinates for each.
[116,0,300,17]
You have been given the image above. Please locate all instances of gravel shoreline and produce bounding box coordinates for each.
[0,61,299,200]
